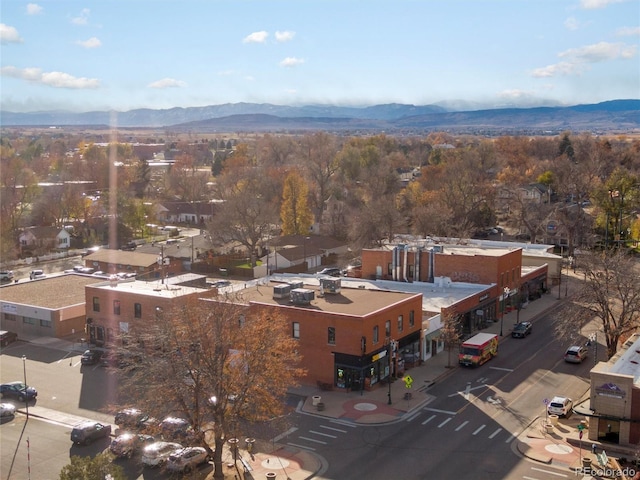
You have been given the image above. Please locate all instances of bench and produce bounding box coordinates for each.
[317,381,333,391]
[239,457,253,473]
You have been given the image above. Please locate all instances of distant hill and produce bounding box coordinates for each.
[1,100,638,135]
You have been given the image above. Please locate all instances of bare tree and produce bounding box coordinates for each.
[553,249,640,359]
[114,298,305,479]
[440,310,463,368]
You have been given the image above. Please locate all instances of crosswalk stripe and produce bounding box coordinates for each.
[472,425,486,435]
[320,425,347,433]
[489,428,502,439]
[422,414,436,425]
[309,430,337,438]
[455,420,469,431]
[298,436,327,444]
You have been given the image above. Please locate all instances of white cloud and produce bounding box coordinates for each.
[71,8,90,25]
[147,78,187,89]
[279,57,305,67]
[558,41,637,62]
[1,65,100,89]
[564,17,580,31]
[580,0,627,8]
[1,24,23,44]
[243,31,268,43]
[532,41,637,78]
[26,4,43,15]
[616,26,640,37]
[275,31,295,42]
[76,37,101,49]
[531,61,585,77]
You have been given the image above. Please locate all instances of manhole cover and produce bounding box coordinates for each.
[261,458,290,469]
[545,444,573,455]
[353,402,378,411]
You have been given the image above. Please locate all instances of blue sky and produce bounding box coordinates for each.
[1,0,638,113]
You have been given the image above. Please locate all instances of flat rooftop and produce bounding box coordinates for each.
[89,278,211,299]
[236,279,421,317]
[598,333,640,386]
[0,274,101,309]
[239,274,491,315]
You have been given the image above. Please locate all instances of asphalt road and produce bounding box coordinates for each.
[285,311,594,480]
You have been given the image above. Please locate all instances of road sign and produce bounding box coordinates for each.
[543,398,549,405]
[578,423,585,431]
[579,431,583,439]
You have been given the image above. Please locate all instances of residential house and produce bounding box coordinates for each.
[155,201,218,226]
[19,226,63,255]
[84,249,183,280]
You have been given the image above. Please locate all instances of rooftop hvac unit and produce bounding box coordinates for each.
[320,278,341,294]
[273,284,292,299]
[290,288,314,305]
[289,280,304,290]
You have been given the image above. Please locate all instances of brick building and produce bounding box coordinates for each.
[235,278,423,390]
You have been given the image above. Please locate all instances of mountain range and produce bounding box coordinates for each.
[1,99,638,135]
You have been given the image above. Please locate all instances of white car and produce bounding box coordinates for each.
[0,403,16,417]
[166,446,209,473]
[547,396,573,417]
[141,441,182,467]
[29,270,46,280]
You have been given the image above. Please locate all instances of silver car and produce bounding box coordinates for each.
[141,441,182,467]
[166,446,209,473]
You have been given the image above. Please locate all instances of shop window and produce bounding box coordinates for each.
[328,327,336,345]
[40,319,52,328]
[385,320,391,338]
[23,317,36,325]
[397,315,403,332]
[409,310,415,328]
[134,303,142,318]
[113,300,121,315]
[292,322,300,339]
[92,297,100,312]
[373,325,379,344]
[4,314,16,322]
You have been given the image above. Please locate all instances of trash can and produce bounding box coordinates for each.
[312,395,321,406]
[245,437,255,453]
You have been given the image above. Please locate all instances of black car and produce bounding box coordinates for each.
[318,267,342,277]
[71,421,112,445]
[0,382,37,402]
[115,408,154,429]
[80,349,104,365]
[511,321,532,338]
[0,330,18,347]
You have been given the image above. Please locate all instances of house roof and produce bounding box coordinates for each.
[0,275,102,309]
[20,226,60,239]
[85,249,160,267]
[269,234,346,251]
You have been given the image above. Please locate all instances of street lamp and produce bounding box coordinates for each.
[22,355,29,418]
[500,287,510,337]
[386,339,393,405]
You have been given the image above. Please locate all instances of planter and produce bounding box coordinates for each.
[265,473,277,479]
[316,402,325,411]
[582,457,593,469]
[544,423,554,434]
[312,395,321,406]
[548,414,559,426]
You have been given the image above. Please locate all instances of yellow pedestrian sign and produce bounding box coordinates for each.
[403,375,413,389]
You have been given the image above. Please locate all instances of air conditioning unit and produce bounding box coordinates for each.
[290,288,314,305]
[289,280,304,290]
[273,284,291,299]
[320,278,341,294]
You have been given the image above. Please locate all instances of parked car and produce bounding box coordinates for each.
[160,416,194,441]
[121,242,137,251]
[564,345,588,363]
[166,446,210,473]
[0,403,16,417]
[0,330,18,347]
[110,433,155,458]
[210,280,231,288]
[0,382,37,402]
[114,408,154,429]
[547,396,573,417]
[70,421,112,445]
[141,441,183,467]
[0,271,14,282]
[318,267,342,277]
[80,349,104,365]
[511,322,532,338]
[29,269,46,280]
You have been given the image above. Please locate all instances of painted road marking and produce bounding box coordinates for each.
[319,425,348,433]
[422,414,436,425]
[287,442,316,451]
[489,366,514,372]
[329,419,357,428]
[272,427,298,443]
[309,430,337,438]
[488,428,502,439]
[472,425,486,435]
[298,436,327,444]
[438,417,452,428]
[423,408,457,415]
[455,420,469,431]
[530,467,568,477]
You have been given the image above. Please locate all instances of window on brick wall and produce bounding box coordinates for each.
[409,310,415,328]
[328,327,336,345]
[134,303,142,318]
[292,322,300,339]
[373,325,379,344]
[92,297,100,312]
[385,320,391,338]
[113,300,120,315]
[397,315,403,332]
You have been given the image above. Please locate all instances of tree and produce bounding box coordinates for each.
[59,453,126,480]
[280,171,314,235]
[115,298,305,479]
[553,249,640,359]
[440,310,463,369]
